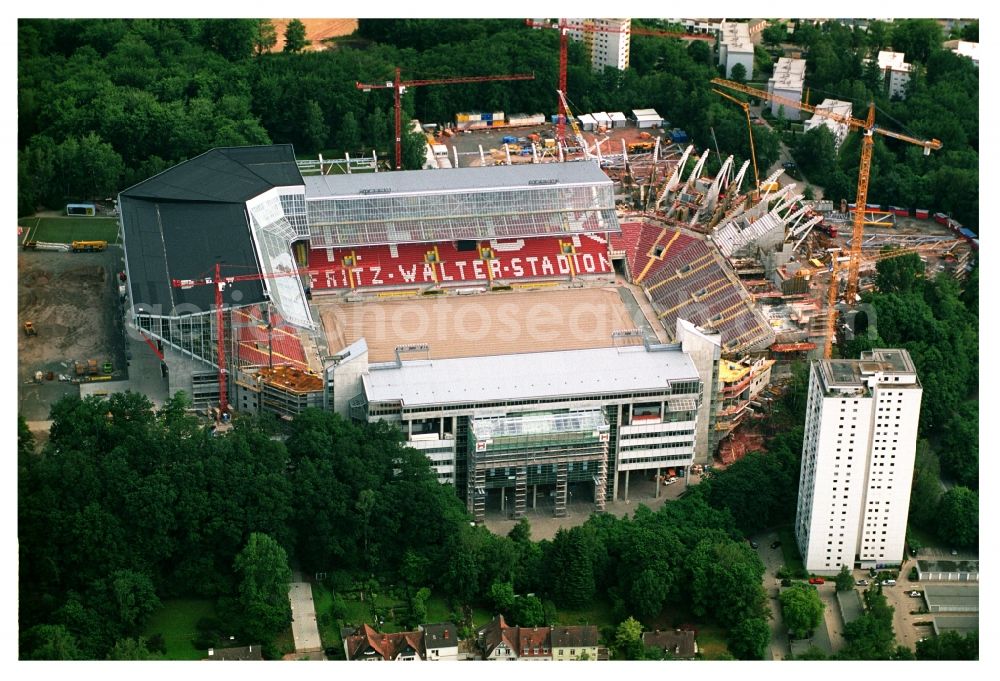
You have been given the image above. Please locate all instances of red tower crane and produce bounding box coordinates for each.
[171,263,311,414]
[356,67,535,170]
[524,19,714,144]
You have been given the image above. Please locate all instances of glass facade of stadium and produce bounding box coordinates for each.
[352,377,702,522]
[305,181,619,248]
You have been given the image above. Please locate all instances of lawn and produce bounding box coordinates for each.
[550,598,616,629]
[19,216,120,244]
[143,598,217,661]
[694,624,731,660]
[777,525,806,575]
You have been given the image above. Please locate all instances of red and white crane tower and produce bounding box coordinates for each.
[356,67,535,170]
[171,263,310,414]
[524,19,714,145]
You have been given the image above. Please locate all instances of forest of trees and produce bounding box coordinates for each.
[784,19,979,226]
[19,379,815,660]
[841,256,979,547]
[18,18,779,215]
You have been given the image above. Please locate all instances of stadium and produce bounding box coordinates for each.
[119,144,765,517]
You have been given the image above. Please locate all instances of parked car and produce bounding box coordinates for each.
[808,577,825,585]
[771,541,782,549]
[881,579,896,586]
[749,540,759,549]
[909,591,923,598]
[856,579,869,586]
[783,161,797,170]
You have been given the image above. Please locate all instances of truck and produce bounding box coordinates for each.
[71,240,107,252]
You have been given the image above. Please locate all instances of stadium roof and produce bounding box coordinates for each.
[119,145,303,313]
[363,345,698,407]
[304,161,611,199]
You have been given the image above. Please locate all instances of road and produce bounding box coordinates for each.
[749,104,824,201]
[752,530,789,659]
[288,571,323,655]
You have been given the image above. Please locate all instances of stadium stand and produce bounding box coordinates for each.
[618,220,774,353]
[307,235,613,291]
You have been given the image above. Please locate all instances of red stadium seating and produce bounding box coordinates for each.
[233,307,308,369]
[616,220,772,353]
[307,235,613,291]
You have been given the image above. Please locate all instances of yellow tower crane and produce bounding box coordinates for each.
[711,78,942,305]
[712,88,761,200]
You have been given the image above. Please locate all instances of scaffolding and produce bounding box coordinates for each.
[466,411,609,522]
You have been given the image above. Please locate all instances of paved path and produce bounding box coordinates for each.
[288,571,323,653]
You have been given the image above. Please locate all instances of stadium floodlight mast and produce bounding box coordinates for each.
[356,67,535,170]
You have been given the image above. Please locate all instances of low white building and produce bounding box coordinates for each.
[719,21,754,79]
[576,113,597,131]
[608,111,628,128]
[804,99,853,149]
[946,39,979,67]
[632,108,663,128]
[592,111,612,129]
[767,57,807,120]
[873,51,912,99]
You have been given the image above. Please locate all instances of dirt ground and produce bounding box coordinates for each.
[18,248,129,421]
[442,123,676,167]
[317,286,638,362]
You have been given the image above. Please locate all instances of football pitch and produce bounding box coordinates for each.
[19,216,120,244]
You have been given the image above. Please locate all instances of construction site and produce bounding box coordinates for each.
[18,247,129,422]
[23,19,976,508]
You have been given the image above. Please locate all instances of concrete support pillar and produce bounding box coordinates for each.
[625,469,630,502]
[655,466,661,498]
[500,487,505,512]
[533,484,537,509]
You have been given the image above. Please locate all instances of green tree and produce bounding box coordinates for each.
[407,587,430,628]
[890,19,943,64]
[283,19,308,53]
[916,630,978,660]
[686,40,711,65]
[612,616,645,660]
[509,594,545,627]
[960,22,978,43]
[402,123,428,170]
[107,570,160,634]
[841,586,895,660]
[107,637,157,660]
[252,20,277,56]
[762,23,787,48]
[546,527,596,609]
[727,617,771,660]
[875,251,925,293]
[488,581,515,614]
[338,111,362,154]
[730,62,747,83]
[780,583,824,639]
[233,533,292,642]
[688,538,767,629]
[936,487,978,548]
[301,99,327,153]
[835,565,854,592]
[20,624,84,660]
[200,19,257,61]
[908,439,942,530]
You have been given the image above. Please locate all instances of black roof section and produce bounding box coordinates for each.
[120,145,303,314]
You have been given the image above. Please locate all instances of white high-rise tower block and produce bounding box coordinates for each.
[795,349,922,575]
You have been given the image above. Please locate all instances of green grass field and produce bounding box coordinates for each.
[142,598,217,660]
[19,216,120,244]
[777,525,807,575]
[693,624,731,660]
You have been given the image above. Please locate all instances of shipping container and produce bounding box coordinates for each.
[934,212,949,225]
[891,206,909,217]
[915,209,929,219]
[959,227,977,239]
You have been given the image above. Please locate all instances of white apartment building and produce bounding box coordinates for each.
[874,51,912,99]
[719,21,754,79]
[804,99,853,149]
[767,57,807,120]
[945,40,979,68]
[795,349,922,575]
[565,18,631,71]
